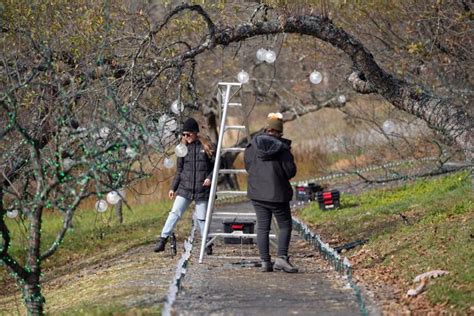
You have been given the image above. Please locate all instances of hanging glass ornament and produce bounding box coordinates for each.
[264,50,276,63]
[338,95,347,104]
[382,120,396,134]
[309,71,323,84]
[256,48,267,61]
[175,143,188,157]
[163,157,175,169]
[125,147,137,159]
[159,114,178,132]
[95,200,108,212]
[106,191,122,205]
[99,127,110,139]
[63,158,74,170]
[6,209,18,218]
[171,99,184,114]
[237,70,249,84]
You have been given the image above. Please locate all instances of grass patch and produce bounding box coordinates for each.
[2,200,173,273]
[298,171,473,313]
[0,198,189,314]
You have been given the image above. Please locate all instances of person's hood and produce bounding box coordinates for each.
[254,133,290,160]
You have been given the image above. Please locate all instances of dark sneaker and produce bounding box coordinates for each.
[274,256,298,273]
[154,236,168,252]
[261,261,273,272]
[205,243,213,255]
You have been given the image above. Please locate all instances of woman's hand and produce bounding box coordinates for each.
[168,190,175,199]
[203,179,211,187]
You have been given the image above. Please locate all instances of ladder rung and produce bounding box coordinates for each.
[213,212,256,217]
[224,125,246,130]
[205,256,262,260]
[225,102,242,107]
[218,82,242,86]
[221,148,245,153]
[217,190,247,195]
[208,233,276,238]
[219,169,247,174]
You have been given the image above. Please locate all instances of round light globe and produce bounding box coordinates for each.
[264,50,276,64]
[175,143,188,157]
[171,99,184,114]
[309,71,323,84]
[99,127,110,139]
[6,209,18,219]
[338,95,347,104]
[256,48,267,61]
[163,157,175,169]
[106,191,122,205]
[382,120,396,134]
[95,200,108,213]
[125,147,137,159]
[237,70,249,84]
[63,158,74,170]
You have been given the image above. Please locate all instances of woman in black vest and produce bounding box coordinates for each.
[155,118,215,253]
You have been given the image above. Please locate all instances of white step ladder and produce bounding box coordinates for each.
[199,82,270,263]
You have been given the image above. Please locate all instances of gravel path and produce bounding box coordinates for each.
[171,201,371,316]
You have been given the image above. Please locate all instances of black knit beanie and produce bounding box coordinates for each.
[182,118,199,133]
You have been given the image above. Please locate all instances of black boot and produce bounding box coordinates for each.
[205,244,213,255]
[274,256,298,273]
[261,260,273,272]
[154,237,168,252]
[205,241,213,255]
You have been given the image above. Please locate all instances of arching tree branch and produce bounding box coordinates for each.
[155,8,472,161]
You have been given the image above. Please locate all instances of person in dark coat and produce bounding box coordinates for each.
[155,118,215,253]
[244,112,298,272]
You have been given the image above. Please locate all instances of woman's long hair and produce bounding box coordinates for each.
[198,134,215,158]
[180,133,215,158]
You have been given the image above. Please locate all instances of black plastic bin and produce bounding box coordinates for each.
[316,190,340,210]
[295,182,323,201]
[222,219,255,244]
[295,185,312,201]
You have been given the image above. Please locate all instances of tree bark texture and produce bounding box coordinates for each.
[161,6,472,161]
[24,206,45,315]
[209,15,472,161]
[115,200,124,224]
[23,276,44,316]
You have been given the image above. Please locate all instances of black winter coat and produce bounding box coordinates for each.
[171,140,215,201]
[244,133,297,203]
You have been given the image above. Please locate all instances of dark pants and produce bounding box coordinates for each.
[251,200,292,262]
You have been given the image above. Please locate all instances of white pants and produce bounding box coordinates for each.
[160,195,207,238]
